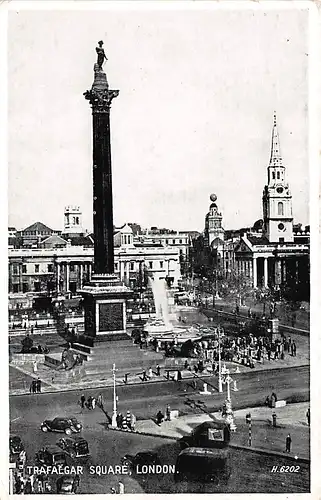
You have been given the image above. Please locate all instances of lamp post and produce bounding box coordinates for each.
[224,368,237,431]
[218,327,223,393]
[111,363,117,428]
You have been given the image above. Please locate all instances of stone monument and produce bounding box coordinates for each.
[81,42,132,342]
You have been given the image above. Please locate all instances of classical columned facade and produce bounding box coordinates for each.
[234,235,309,299]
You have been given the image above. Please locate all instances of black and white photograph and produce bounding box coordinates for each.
[3,0,318,495]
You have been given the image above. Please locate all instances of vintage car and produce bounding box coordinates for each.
[56,475,80,494]
[9,436,24,457]
[174,447,230,483]
[41,417,82,435]
[179,420,231,450]
[121,451,161,470]
[56,436,90,460]
[35,445,67,467]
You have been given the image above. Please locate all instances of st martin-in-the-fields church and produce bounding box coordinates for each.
[234,113,309,300]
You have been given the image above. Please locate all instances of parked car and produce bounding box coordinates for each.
[174,447,230,483]
[56,475,80,494]
[9,436,24,457]
[179,420,230,450]
[41,417,82,435]
[35,445,67,467]
[121,451,160,470]
[56,436,90,460]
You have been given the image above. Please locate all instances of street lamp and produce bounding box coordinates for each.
[218,327,224,393]
[224,368,237,432]
[111,363,118,428]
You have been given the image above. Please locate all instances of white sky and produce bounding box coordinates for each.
[8,6,309,233]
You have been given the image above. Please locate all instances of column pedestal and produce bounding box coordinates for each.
[80,274,132,342]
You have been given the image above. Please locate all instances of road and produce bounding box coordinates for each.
[9,365,309,493]
[10,365,309,422]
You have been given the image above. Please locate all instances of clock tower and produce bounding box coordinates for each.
[262,112,294,243]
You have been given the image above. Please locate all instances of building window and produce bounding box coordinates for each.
[70,264,75,272]
[12,265,19,275]
[13,283,19,293]
[115,263,118,271]
[179,239,182,244]
[272,172,275,179]
[173,240,176,245]
[160,261,164,269]
[23,283,29,293]
[149,261,153,269]
[35,264,40,273]
[165,240,169,245]
[48,264,53,272]
[279,237,285,243]
[22,265,27,274]
[278,202,284,216]
[130,262,134,271]
[34,282,41,292]
[277,171,280,179]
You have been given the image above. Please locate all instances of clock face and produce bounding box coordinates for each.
[278,223,285,231]
[276,187,283,194]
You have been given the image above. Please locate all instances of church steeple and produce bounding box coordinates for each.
[267,111,285,186]
[262,112,293,243]
[269,111,284,168]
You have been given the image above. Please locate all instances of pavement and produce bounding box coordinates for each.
[9,327,309,395]
[134,402,310,461]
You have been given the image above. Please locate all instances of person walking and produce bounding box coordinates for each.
[130,413,136,431]
[156,364,161,376]
[80,394,86,408]
[97,393,103,409]
[285,434,292,453]
[272,412,277,427]
[142,370,148,382]
[148,367,153,379]
[156,410,164,425]
[166,405,171,421]
[306,407,310,426]
[116,413,123,429]
[36,378,41,393]
[87,396,93,410]
[293,342,297,356]
[91,397,96,410]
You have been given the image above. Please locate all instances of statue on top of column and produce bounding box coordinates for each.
[96,40,108,69]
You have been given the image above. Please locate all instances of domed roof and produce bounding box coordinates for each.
[210,202,217,209]
[253,219,264,230]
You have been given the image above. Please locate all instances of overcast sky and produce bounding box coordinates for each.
[8,6,309,233]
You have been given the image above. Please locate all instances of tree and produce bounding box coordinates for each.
[218,270,254,305]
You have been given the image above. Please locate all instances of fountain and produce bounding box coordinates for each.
[144,276,201,341]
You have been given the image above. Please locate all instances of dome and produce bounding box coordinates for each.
[253,219,264,230]
[210,203,217,209]
[210,193,217,202]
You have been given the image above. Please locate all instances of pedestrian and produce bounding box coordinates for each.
[148,367,153,379]
[142,370,148,382]
[290,343,294,356]
[306,407,310,426]
[97,393,103,408]
[126,410,131,430]
[285,434,292,453]
[87,396,93,410]
[36,378,41,393]
[130,413,136,431]
[293,342,297,356]
[166,405,171,421]
[184,359,189,370]
[116,413,123,429]
[156,364,161,376]
[192,379,197,391]
[121,416,128,431]
[156,410,164,425]
[91,397,96,410]
[80,394,86,408]
[24,478,32,494]
[272,412,277,427]
[177,370,182,381]
[31,326,34,335]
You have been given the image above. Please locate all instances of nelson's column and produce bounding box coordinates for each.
[81,41,131,342]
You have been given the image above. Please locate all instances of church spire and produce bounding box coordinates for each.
[269,111,284,167]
